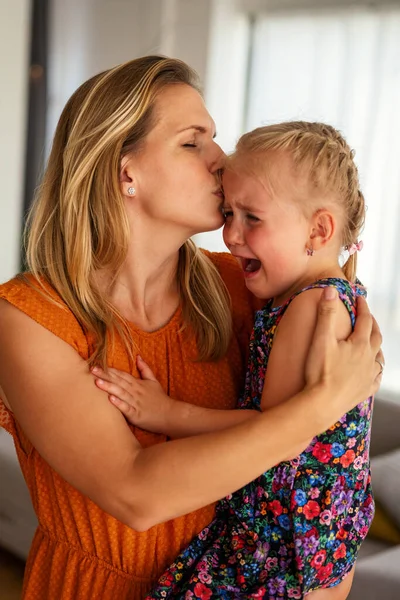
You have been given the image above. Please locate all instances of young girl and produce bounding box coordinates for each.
[92,122,374,598]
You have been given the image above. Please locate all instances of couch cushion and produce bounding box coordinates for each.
[371,448,400,530]
[368,499,400,545]
[349,545,400,600]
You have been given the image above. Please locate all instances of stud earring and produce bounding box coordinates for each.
[127,187,136,196]
[306,247,314,256]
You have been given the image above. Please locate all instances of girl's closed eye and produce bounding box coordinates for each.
[222,208,233,219]
[246,213,260,223]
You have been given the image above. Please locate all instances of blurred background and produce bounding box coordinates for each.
[1,1,399,598]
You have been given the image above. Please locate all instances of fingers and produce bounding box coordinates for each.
[107,367,135,384]
[108,395,138,424]
[352,297,373,342]
[94,377,135,404]
[371,367,383,396]
[311,287,338,349]
[136,355,158,382]
[91,365,134,385]
[374,352,385,380]
[370,316,383,352]
[375,349,385,367]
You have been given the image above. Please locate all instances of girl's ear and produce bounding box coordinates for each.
[308,208,336,250]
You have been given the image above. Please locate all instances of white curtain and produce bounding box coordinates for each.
[244,5,400,393]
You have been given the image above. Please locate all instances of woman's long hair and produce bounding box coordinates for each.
[23,56,231,367]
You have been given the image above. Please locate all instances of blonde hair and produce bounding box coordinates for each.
[23,56,231,367]
[230,121,365,282]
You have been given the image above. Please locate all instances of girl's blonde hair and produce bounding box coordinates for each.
[23,56,231,367]
[230,121,365,281]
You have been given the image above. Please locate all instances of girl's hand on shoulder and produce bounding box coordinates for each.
[92,356,176,434]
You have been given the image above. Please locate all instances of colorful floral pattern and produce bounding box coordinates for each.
[146,279,374,599]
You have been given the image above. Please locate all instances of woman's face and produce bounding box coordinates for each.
[123,84,225,237]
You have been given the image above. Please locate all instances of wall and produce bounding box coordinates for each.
[0,0,235,281]
[46,0,226,251]
[0,0,31,282]
[47,0,213,142]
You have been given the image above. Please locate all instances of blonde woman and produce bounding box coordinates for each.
[0,56,382,600]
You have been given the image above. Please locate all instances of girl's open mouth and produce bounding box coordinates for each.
[240,257,262,276]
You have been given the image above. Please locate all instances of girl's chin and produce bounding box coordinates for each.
[243,272,279,301]
[244,274,268,296]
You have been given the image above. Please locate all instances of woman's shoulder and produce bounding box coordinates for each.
[0,274,89,356]
[202,249,240,272]
[201,249,244,291]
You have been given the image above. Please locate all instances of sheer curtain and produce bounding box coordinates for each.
[204,1,400,394]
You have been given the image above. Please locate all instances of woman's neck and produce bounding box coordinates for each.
[96,242,181,332]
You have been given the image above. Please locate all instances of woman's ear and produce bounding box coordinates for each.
[308,208,336,251]
[119,155,136,197]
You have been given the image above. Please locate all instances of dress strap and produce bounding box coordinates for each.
[276,277,366,329]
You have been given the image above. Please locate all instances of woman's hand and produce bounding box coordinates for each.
[305,288,383,429]
[92,357,176,434]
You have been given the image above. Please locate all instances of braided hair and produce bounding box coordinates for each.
[231,121,365,281]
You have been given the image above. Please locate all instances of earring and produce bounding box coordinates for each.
[127,186,136,196]
[306,247,314,256]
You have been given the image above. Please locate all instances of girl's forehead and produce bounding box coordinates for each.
[222,170,274,211]
[222,158,315,220]
[225,152,311,199]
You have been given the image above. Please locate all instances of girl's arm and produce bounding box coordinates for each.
[91,360,259,438]
[0,291,382,532]
[261,287,354,412]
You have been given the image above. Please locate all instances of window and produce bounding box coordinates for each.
[201,0,400,395]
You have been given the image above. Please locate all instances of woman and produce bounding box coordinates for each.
[0,56,382,599]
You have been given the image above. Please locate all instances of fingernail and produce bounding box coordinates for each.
[323,287,337,300]
[92,366,99,373]
[97,379,104,385]
[137,355,143,362]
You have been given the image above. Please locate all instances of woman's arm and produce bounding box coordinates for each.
[0,290,382,532]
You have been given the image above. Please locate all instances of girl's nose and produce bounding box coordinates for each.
[223,219,244,248]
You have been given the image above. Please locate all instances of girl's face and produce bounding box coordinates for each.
[123,84,225,238]
[222,164,313,302]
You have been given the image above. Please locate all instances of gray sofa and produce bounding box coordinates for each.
[0,429,37,559]
[349,394,400,600]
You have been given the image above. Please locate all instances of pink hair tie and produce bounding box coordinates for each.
[347,240,364,255]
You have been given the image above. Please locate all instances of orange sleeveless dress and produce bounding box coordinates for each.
[0,252,256,600]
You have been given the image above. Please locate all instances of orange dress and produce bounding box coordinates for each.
[0,252,256,600]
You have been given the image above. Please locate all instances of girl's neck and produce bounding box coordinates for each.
[272,259,346,308]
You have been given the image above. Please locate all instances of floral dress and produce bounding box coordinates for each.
[146,279,374,599]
